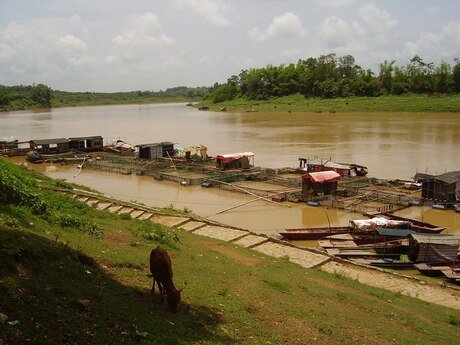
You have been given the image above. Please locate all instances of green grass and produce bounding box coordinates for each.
[197,93,460,113]
[1,158,460,345]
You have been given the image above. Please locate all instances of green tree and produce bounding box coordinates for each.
[379,60,395,94]
[434,62,453,93]
[0,90,9,106]
[453,58,460,93]
[31,83,52,107]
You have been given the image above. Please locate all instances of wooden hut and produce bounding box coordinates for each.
[69,136,103,152]
[408,234,460,263]
[30,138,70,154]
[421,171,460,203]
[136,142,175,160]
[215,152,254,170]
[0,136,18,151]
[301,171,341,196]
[299,158,368,177]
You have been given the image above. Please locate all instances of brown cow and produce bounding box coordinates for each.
[149,246,182,312]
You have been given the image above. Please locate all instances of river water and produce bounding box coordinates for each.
[1,103,459,234]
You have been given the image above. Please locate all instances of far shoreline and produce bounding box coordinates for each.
[194,93,460,113]
[2,93,460,113]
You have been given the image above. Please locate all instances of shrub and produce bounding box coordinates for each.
[140,221,179,247]
[0,158,47,214]
[55,214,103,237]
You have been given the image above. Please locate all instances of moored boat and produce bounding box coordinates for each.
[378,213,446,233]
[279,226,351,240]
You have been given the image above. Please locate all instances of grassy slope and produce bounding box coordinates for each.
[198,94,460,113]
[1,162,460,345]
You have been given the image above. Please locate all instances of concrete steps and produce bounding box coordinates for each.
[179,220,207,232]
[61,189,460,310]
[193,225,248,242]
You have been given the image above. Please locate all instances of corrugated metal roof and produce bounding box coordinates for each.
[430,171,460,184]
[302,171,341,183]
[216,152,254,163]
[69,136,103,140]
[136,142,174,148]
[31,138,69,144]
[410,234,460,245]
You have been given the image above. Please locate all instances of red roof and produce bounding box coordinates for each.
[216,152,254,164]
[301,171,341,183]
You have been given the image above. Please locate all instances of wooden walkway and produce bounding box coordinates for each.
[60,188,460,310]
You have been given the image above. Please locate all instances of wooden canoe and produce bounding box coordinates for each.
[279,226,351,240]
[379,213,445,233]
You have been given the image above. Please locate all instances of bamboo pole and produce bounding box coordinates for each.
[207,179,299,208]
[166,151,180,178]
[207,189,297,217]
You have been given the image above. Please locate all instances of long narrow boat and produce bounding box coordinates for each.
[379,213,445,233]
[279,226,351,240]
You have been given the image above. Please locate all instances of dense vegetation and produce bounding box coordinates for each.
[0,85,208,110]
[206,54,460,103]
[1,157,460,344]
[198,93,460,113]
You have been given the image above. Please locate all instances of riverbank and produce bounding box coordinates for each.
[1,159,460,345]
[196,93,460,113]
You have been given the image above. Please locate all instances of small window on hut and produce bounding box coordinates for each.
[50,143,58,148]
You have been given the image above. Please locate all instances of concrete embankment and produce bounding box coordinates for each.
[62,188,460,310]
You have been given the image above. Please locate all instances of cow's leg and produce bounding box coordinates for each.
[158,282,164,303]
[151,277,156,294]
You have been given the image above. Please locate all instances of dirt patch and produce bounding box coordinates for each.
[200,240,263,266]
[103,231,133,244]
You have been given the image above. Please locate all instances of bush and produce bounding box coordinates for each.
[0,158,47,214]
[55,214,103,237]
[140,221,179,247]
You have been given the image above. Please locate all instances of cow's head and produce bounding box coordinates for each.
[167,288,182,312]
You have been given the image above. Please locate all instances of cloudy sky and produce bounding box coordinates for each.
[1,0,459,92]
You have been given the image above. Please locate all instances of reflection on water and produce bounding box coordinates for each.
[2,104,459,234]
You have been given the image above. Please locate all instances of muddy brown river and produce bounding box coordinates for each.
[1,103,459,234]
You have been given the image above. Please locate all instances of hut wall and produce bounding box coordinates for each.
[422,181,456,202]
[302,179,337,196]
[70,138,103,152]
[216,156,250,170]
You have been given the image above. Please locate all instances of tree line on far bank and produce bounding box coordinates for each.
[0,85,208,110]
[206,54,460,103]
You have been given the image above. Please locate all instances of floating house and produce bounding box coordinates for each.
[30,138,70,154]
[176,145,208,160]
[110,140,134,153]
[136,142,175,160]
[301,171,341,196]
[420,171,460,203]
[215,152,254,170]
[299,158,368,177]
[69,136,103,152]
[0,136,18,151]
[408,234,460,263]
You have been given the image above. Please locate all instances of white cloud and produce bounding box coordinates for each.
[318,16,370,50]
[401,21,460,60]
[173,0,231,27]
[318,0,355,9]
[249,12,306,41]
[0,16,90,79]
[113,13,175,47]
[59,34,87,51]
[358,3,398,31]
